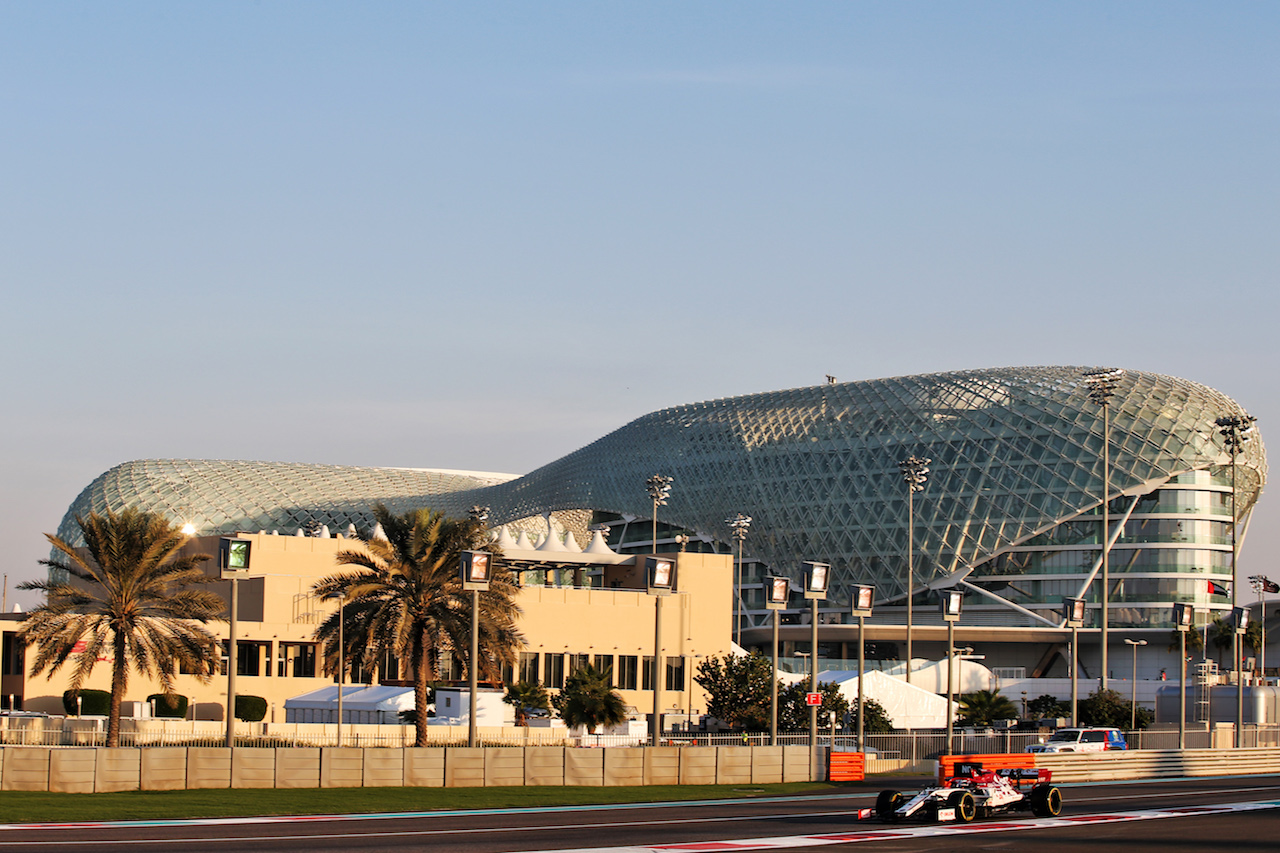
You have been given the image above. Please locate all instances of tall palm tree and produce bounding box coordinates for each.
[18,509,223,747]
[312,504,523,746]
[558,662,627,735]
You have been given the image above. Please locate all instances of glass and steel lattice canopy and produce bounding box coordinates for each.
[55,366,1265,629]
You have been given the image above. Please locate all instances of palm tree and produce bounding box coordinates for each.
[18,509,223,747]
[957,689,1019,726]
[558,662,627,735]
[312,504,524,746]
[505,680,552,727]
[1209,616,1235,667]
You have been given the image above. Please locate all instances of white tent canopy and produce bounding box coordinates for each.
[779,669,955,729]
[283,684,414,725]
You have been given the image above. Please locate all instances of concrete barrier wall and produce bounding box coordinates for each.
[564,747,604,786]
[1032,747,1280,783]
[276,747,320,788]
[525,747,564,786]
[0,744,818,792]
[140,747,187,790]
[96,748,141,793]
[49,748,96,793]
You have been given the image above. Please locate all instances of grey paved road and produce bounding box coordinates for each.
[0,777,1276,853]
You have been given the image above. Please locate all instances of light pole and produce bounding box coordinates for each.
[726,513,752,648]
[940,590,963,755]
[1124,638,1147,731]
[1250,575,1277,686]
[898,456,930,685]
[803,561,830,776]
[335,592,345,746]
[1217,413,1255,748]
[219,538,252,748]
[461,541,491,748]
[1232,606,1252,747]
[1084,367,1124,690]
[646,556,676,746]
[851,585,874,752]
[1063,598,1086,726]
[1173,602,1193,749]
[646,474,673,554]
[765,576,789,745]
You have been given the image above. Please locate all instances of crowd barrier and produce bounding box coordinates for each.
[0,744,815,793]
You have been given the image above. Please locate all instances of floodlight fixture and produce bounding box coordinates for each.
[851,584,875,618]
[803,561,829,600]
[1062,597,1086,629]
[1173,602,1194,632]
[765,576,789,611]
[461,550,491,591]
[939,589,963,622]
[646,556,676,594]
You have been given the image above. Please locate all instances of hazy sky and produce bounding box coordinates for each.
[2,2,1277,606]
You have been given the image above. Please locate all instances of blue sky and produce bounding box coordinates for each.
[2,2,1277,605]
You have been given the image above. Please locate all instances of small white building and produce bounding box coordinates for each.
[430,686,512,727]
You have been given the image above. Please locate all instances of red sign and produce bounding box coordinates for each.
[806,692,822,706]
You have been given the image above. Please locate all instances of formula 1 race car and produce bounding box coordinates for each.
[863,765,1063,824]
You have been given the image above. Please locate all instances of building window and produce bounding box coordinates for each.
[642,655,655,691]
[278,643,317,678]
[567,653,589,677]
[544,653,565,689]
[518,652,539,684]
[665,656,686,692]
[617,655,638,690]
[593,655,614,684]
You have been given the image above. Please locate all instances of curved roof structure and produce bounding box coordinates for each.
[57,366,1265,628]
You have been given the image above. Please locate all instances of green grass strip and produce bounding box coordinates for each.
[0,782,869,824]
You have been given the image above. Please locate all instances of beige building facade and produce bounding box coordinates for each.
[3,533,732,725]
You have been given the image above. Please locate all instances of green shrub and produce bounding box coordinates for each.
[146,693,189,719]
[62,689,111,716]
[235,694,268,722]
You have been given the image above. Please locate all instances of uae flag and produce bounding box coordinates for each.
[1207,580,1231,597]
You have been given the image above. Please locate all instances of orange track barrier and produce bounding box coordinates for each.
[829,751,866,781]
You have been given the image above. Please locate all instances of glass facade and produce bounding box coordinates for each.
[55,366,1264,632]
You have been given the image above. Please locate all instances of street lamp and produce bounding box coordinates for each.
[726,513,752,647]
[1063,597,1086,726]
[940,590,963,755]
[646,555,676,747]
[1217,413,1256,748]
[1124,638,1147,731]
[1232,605,1252,747]
[851,585,874,752]
[461,548,492,748]
[1084,367,1124,690]
[1173,602,1194,748]
[803,561,829,775]
[898,456,931,685]
[218,537,252,748]
[765,575,789,745]
[1249,575,1277,687]
[645,475,674,554]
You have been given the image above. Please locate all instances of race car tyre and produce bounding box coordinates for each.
[947,790,976,823]
[876,790,903,820]
[1030,784,1063,817]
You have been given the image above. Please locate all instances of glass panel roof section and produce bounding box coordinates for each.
[56,366,1265,611]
